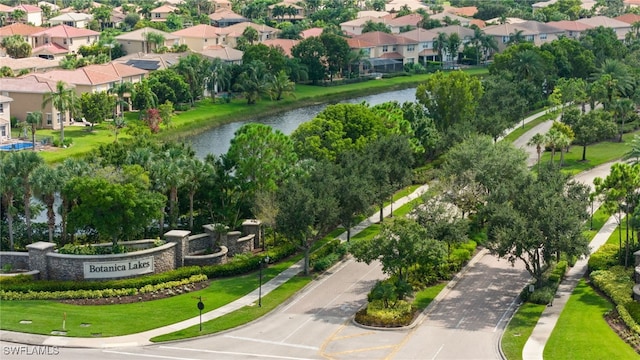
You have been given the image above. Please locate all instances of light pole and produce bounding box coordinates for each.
[258,255,269,307]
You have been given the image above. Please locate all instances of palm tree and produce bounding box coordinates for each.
[108,81,134,117]
[527,133,546,170]
[233,61,270,105]
[30,164,64,243]
[145,31,165,53]
[446,33,461,68]
[42,81,75,144]
[207,58,232,100]
[545,128,564,165]
[556,134,572,167]
[268,70,296,101]
[590,59,634,109]
[11,151,44,242]
[182,157,211,231]
[25,111,42,151]
[613,98,635,142]
[242,26,259,45]
[58,158,91,244]
[0,155,21,250]
[508,29,526,44]
[433,32,448,68]
[624,135,640,164]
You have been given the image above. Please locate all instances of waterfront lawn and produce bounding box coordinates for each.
[543,280,638,360]
[0,258,298,337]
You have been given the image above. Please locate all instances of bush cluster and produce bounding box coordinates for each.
[310,239,348,272]
[588,243,620,272]
[355,300,415,327]
[590,266,640,335]
[520,261,568,305]
[0,274,207,300]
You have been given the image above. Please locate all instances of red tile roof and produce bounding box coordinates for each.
[352,31,417,46]
[263,39,299,57]
[32,42,69,55]
[32,24,99,38]
[11,4,41,13]
[172,24,223,38]
[0,23,44,36]
[2,74,73,93]
[615,13,640,25]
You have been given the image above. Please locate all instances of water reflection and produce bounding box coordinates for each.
[189,88,417,158]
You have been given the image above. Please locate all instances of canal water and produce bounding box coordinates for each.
[188,87,417,158]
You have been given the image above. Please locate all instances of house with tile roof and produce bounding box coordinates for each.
[262,38,299,57]
[430,12,474,27]
[268,2,306,22]
[348,31,419,71]
[0,56,60,73]
[197,45,243,64]
[36,62,147,95]
[0,75,75,129]
[341,16,386,36]
[48,12,93,28]
[212,0,232,12]
[113,51,186,71]
[217,22,279,48]
[301,27,323,39]
[0,23,44,56]
[172,24,226,50]
[5,4,43,26]
[115,27,180,54]
[444,6,478,17]
[0,94,12,143]
[546,20,593,39]
[614,13,640,25]
[385,0,428,12]
[31,24,100,60]
[576,16,632,40]
[151,5,178,22]
[208,9,248,27]
[357,10,390,19]
[483,21,563,51]
[387,13,422,33]
[400,26,474,65]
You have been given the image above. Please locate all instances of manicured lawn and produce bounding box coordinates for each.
[150,275,311,342]
[544,280,638,360]
[501,303,547,360]
[413,282,447,310]
[538,132,634,176]
[0,258,298,337]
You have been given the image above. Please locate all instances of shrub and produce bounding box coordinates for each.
[588,243,620,271]
[528,286,556,305]
[355,300,415,327]
[590,266,635,306]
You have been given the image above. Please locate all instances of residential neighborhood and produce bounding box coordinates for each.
[0,1,640,359]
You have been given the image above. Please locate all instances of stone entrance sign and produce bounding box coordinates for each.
[83,257,154,279]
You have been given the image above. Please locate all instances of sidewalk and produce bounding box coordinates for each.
[0,185,429,349]
[522,214,618,360]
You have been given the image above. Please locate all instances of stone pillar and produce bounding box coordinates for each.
[243,219,262,249]
[26,241,56,280]
[165,230,191,268]
[635,249,640,267]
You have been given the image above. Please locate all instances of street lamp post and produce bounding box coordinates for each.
[258,255,269,307]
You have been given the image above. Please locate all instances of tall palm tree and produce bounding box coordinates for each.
[623,135,640,165]
[527,133,546,170]
[613,98,635,142]
[11,151,44,242]
[433,32,448,68]
[508,29,526,44]
[446,32,461,68]
[145,31,165,53]
[207,58,232,100]
[181,157,211,231]
[0,155,21,250]
[58,158,91,244]
[590,59,634,108]
[30,164,64,243]
[233,61,270,105]
[25,111,42,151]
[42,81,75,144]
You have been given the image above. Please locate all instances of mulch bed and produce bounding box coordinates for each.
[605,310,640,354]
[58,280,210,306]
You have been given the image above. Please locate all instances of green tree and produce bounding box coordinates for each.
[0,154,22,250]
[268,70,295,101]
[362,20,391,33]
[25,112,42,151]
[1,35,31,58]
[132,78,158,118]
[320,33,350,81]
[563,108,617,161]
[173,53,210,105]
[108,82,135,117]
[64,168,166,244]
[145,31,165,53]
[42,81,75,144]
[486,167,590,284]
[276,160,338,275]
[233,61,270,105]
[351,217,446,282]
[527,133,547,171]
[414,196,469,259]
[30,164,64,243]
[181,157,212,231]
[9,151,44,242]
[291,36,326,84]
[80,91,116,128]
[148,69,192,105]
[334,150,375,242]
[416,71,483,148]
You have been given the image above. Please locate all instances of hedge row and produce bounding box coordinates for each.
[590,266,640,335]
[520,261,568,305]
[0,274,207,301]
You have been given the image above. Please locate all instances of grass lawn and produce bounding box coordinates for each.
[151,275,311,342]
[537,132,634,176]
[501,303,547,360]
[544,280,638,360]
[0,258,299,337]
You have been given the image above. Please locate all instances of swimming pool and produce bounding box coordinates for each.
[0,142,34,151]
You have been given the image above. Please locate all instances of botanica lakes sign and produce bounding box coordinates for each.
[83,257,154,279]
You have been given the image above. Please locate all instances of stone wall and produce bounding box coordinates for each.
[46,242,176,281]
[188,233,212,254]
[634,250,640,301]
[184,246,228,267]
[0,252,29,271]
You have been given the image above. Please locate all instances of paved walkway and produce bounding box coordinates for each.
[0,185,429,349]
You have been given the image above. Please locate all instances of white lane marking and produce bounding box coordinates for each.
[159,346,317,360]
[224,335,319,350]
[455,317,465,329]
[494,297,519,332]
[431,344,444,360]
